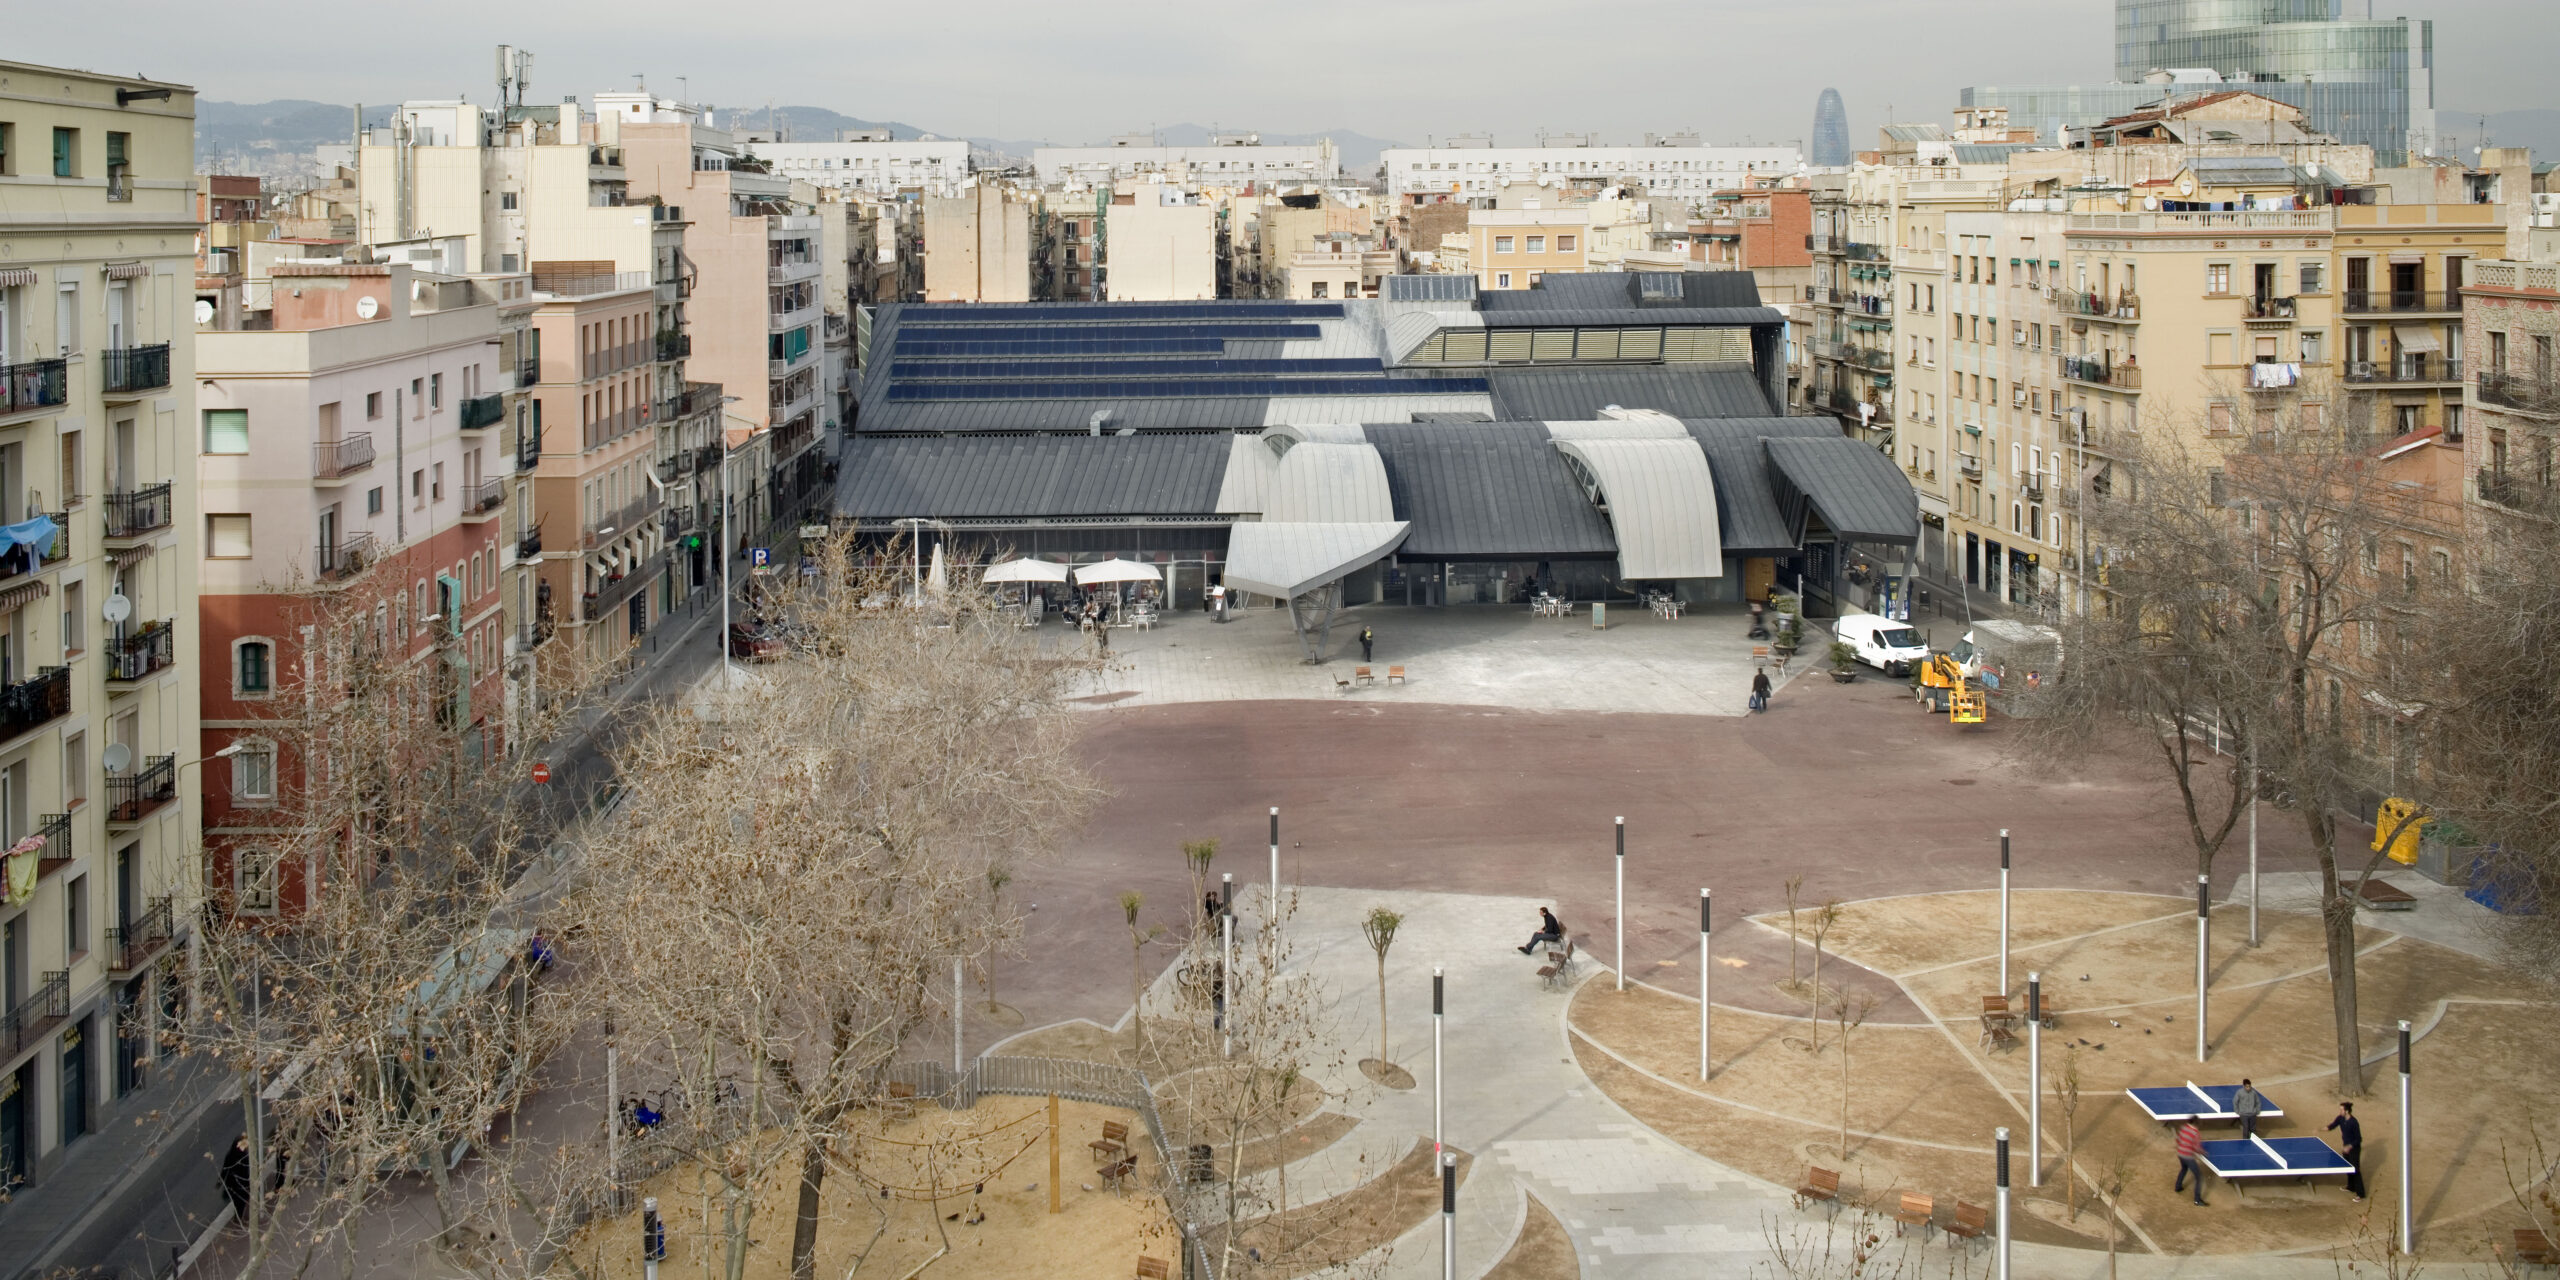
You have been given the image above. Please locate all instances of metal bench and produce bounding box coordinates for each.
[1537,939,1579,991]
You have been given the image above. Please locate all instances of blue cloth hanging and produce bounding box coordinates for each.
[0,515,57,559]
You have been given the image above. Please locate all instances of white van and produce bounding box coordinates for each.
[1833,611,1930,676]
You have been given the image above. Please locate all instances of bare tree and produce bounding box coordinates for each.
[1124,891,1164,1058]
[1361,906,1403,1071]
[1805,900,1842,1050]
[2055,1044,2084,1220]
[1183,838,1220,941]
[572,536,1101,1280]
[1784,875,1806,987]
[1830,990,1879,1161]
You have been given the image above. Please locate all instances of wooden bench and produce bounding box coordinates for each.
[1892,1191,1935,1239]
[1537,939,1579,991]
[1388,665,1406,684]
[1097,1154,1138,1194]
[1089,1120,1129,1163]
[1333,673,1353,693]
[883,1080,918,1120]
[2516,1229,2559,1272]
[1979,994,2015,1024]
[1795,1166,1841,1215]
[2357,878,2419,912]
[1980,1020,2019,1053]
[1134,1257,1170,1280]
[1945,1201,1990,1247]
[1355,665,1374,685]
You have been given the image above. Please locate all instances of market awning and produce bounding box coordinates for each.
[982,558,1069,585]
[2393,325,2442,355]
[1222,521,1410,600]
[1551,436,1723,579]
[1761,435,1921,545]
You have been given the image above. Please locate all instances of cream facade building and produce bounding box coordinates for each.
[0,60,202,1197]
[1468,207,1590,291]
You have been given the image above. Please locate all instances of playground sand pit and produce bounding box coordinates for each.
[1573,890,2560,1261]
[1757,889,2178,977]
[567,1097,1175,1280]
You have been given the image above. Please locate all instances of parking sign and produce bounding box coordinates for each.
[749,547,771,567]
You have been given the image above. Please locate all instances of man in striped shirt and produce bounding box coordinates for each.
[2173,1120,2207,1205]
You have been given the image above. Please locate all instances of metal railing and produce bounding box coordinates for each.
[105,896,174,975]
[2342,289,2461,314]
[465,477,504,515]
[33,812,70,867]
[317,530,376,582]
[2242,295,2297,321]
[517,357,542,388]
[2480,371,2559,413]
[0,358,69,414]
[102,343,171,394]
[1844,242,1888,262]
[2054,290,2140,320]
[314,434,377,478]
[516,420,543,468]
[106,621,175,682]
[580,554,662,621]
[2058,355,2137,388]
[460,393,506,430]
[656,330,691,362]
[518,524,544,560]
[2345,358,2463,385]
[105,481,173,537]
[0,667,70,740]
[2478,468,2543,509]
[1,971,68,1060]
[108,752,177,823]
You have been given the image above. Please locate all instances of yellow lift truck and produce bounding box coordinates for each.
[1914,634,1988,724]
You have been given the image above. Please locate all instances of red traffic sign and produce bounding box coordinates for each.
[530,762,552,784]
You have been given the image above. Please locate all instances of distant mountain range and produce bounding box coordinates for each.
[195,98,1407,180]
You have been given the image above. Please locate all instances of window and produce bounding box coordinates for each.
[2208,402,2235,437]
[66,874,86,958]
[1557,235,1576,252]
[203,409,248,455]
[0,123,11,176]
[2433,549,2452,583]
[62,581,83,655]
[1496,272,1512,289]
[2300,261,2325,294]
[2206,263,2231,295]
[1526,235,1546,254]
[2300,330,2324,364]
[236,640,272,695]
[366,391,383,420]
[1494,236,1515,253]
[431,462,444,502]
[1309,282,1328,299]
[430,372,442,409]
[366,486,383,515]
[51,126,76,178]
[412,469,425,506]
[207,514,251,558]
[233,741,275,802]
[64,732,85,807]
[235,850,278,913]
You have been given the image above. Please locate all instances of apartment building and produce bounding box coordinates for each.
[1469,207,1589,291]
[1283,234,1400,300]
[1384,138,1800,204]
[742,131,974,195]
[1248,191,1375,299]
[0,60,202,1202]
[1101,185,1221,301]
[522,268,668,666]
[1040,192,1108,301]
[194,262,522,905]
[1033,134,1338,188]
[2463,255,2559,525]
[193,175,267,330]
[921,183,1036,302]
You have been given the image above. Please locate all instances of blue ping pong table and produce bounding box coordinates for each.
[2125,1081,2287,1123]
[2199,1135,2356,1194]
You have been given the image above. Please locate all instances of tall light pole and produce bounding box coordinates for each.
[719,438,734,674]
[2027,973,2043,1187]
[1221,873,1233,1059]
[2196,873,2211,1062]
[1440,1150,1457,1280]
[1432,966,1444,1157]
[1999,829,2012,998]
[1267,807,1279,925]
[2248,741,2261,947]
[2398,1019,2414,1254]
[1994,1127,2012,1280]
[1699,888,1712,1080]
[1614,816,1625,992]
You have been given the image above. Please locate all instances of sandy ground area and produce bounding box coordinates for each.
[1482,1192,1577,1280]
[1573,889,2560,1264]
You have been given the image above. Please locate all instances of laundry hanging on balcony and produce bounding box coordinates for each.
[2247,362,2302,390]
[0,513,58,575]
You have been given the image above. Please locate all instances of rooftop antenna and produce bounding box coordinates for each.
[634,73,646,92]
[679,77,689,108]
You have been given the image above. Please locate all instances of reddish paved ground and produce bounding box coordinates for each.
[977,674,2323,1046]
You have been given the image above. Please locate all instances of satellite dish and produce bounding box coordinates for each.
[356,295,381,319]
[102,593,133,624]
[102,742,133,774]
[194,299,215,325]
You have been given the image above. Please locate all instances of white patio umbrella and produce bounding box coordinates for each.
[926,541,949,594]
[1072,558,1162,586]
[981,558,1070,584]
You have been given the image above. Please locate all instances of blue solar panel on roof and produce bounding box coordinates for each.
[883,377,1490,401]
[893,324,1324,342]
[890,338,1229,356]
[903,302,1343,321]
[890,358,1386,380]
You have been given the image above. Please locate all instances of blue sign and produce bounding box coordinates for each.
[749,547,771,567]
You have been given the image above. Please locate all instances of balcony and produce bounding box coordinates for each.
[107,753,177,825]
[1958,452,1985,477]
[1,358,69,416]
[2479,372,2559,415]
[585,491,663,549]
[2478,468,2543,509]
[581,552,664,622]
[662,506,697,537]
[0,666,71,742]
[516,420,543,469]
[656,329,691,362]
[103,482,172,539]
[1844,243,1888,262]
[768,258,820,285]
[104,896,175,977]
[105,620,176,684]
[32,812,70,872]
[2242,295,2297,324]
[2343,289,2461,315]
[517,356,542,388]
[460,393,506,430]
[463,478,505,520]
[2345,358,2463,386]
[313,434,377,479]
[517,523,543,560]
[1,971,68,1061]
[2054,290,2140,321]
[102,343,172,395]
[2017,472,2047,503]
[657,382,722,424]
[2059,355,2138,389]
[316,530,376,582]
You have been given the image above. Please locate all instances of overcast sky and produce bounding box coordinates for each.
[16,0,2549,147]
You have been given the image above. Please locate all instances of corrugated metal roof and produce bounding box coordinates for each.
[1684,417,1841,554]
[1474,306,1783,328]
[1264,393,1498,424]
[860,398,1273,433]
[831,434,1230,520]
[1761,435,1920,545]
[1222,521,1410,599]
[1554,437,1722,579]
[1382,275,1478,302]
[1214,432,1278,514]
[1265,441,1396,523]
[1479,272,1765,311]
[1488,366,1774,420]
[1366,423,1617,560]
[1952,144,2034,164]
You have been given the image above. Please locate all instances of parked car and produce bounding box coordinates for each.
[727,621,785,662]
[1833,611,1930,677]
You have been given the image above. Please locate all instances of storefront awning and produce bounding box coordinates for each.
[2392,325,2442,355]
[1222,521,1410,600]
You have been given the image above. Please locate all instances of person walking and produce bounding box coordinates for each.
[221,1135,254,1226]
[2231,1079,2265,1139]
[2328,1102,2366,1200]
[1359,626,1375,663]
[2173,1120,2208,1205]
[1517,908,1564,956]
[1749,667,1772,713]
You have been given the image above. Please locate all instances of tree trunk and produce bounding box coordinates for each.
[2307,807,2366,1093]
[1375,955,1388,1066]
[790,1136,828,1280]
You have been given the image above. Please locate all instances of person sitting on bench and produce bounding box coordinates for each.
[1518,908,1565,956]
